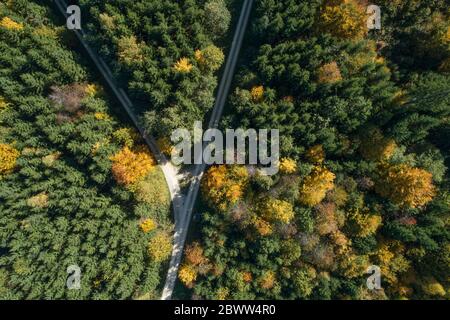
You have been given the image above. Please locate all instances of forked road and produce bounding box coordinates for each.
[161,0,255,300]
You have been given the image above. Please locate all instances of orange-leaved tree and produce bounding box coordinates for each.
[259,270,276,290]
[185,242,208,266]
[279,157,297,174]
[317,62,343,84]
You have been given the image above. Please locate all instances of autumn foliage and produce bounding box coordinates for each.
[0,96,8,110]
[306,145,325,164]
[110,146,155,185]
[179,264,198,287]
[117,35,144,65]
[348,209,382,237]
[260,198,295,224]
[27,192,49,208]
[202,165,249,211]
[185,242,207,266]
[279,157,297,174]
[360,128,397,161]
[250,85,265,102]
[318,0,367,40]
[139,218,157,233]
[317,62,343,84]
[314,202,339,236]
[0,143,19,175]
[148,232,172,262]
[259,271,276,290]
[0,16,23,31]
[195,45,225,72]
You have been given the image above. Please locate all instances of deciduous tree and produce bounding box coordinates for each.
[375,164,436,208]
[299,166,336,206]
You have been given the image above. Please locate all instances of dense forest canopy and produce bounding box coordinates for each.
[0,0,173,299]
[0,0,448,301]
[178,0,450,300]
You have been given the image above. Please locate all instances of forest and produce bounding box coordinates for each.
[178,0,450,300]
[0,0,174,299]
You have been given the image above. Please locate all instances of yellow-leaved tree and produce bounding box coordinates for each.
[317,62,343,84]
[339,253,370,279]
[0,143,19,175]
[347,209,382,237]
[253,216,273,236]
[148,232,172,262]
[260,198,294,224]
[99,13,116,30]
[359,127,397,162]
[299,166,336,206]
[375,163,436,208]
[306,145,325,164]
[0,96,9,110]
[156,137,174,156]
[279,157,297,174]
[139,218,157,233]
[374,240,410,286]
[250,85,265,102]
[216,287,229,300]
[195,45,225,72]
[420,277,447,297]
[174,57,193,73]
[202,165,249,211]
[27,192,49,208]
[259,271,276,290]
[85,83,101,97]
[318,0,367,40]
[178,264,198,288]
[0,17,23,31]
